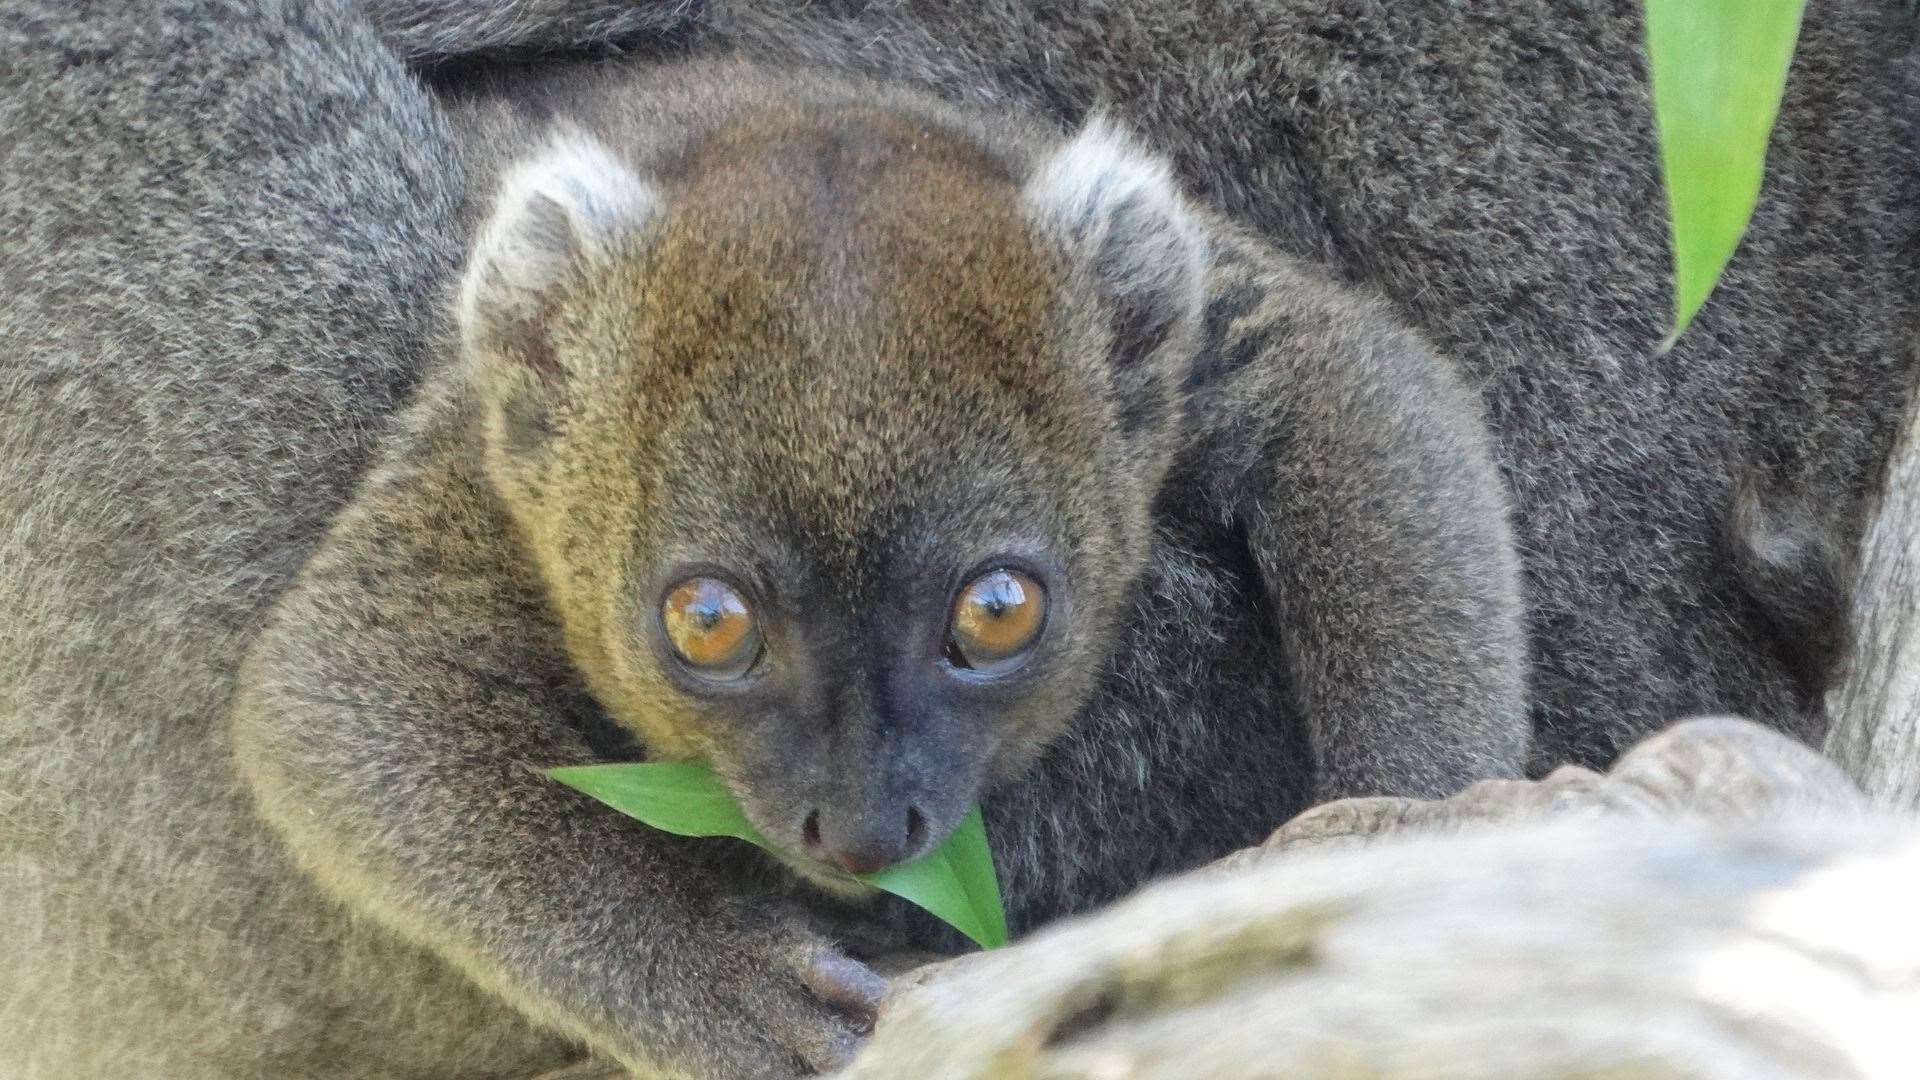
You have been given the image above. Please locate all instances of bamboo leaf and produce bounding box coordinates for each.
[865,807,1008,950]
[549,761,766,843]
[1644,0,1807,342]
[550,762,1009,949]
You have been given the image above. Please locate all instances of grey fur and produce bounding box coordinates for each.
[1724,469,1857,715]
[1,6,1528,1077]
[364,0,701,61]
[0,3,576,1078]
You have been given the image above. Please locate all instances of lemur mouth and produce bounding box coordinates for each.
[767,844,880,898]
[728,795,882,897]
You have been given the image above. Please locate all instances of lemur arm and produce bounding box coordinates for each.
[1192,229,1531,799]
[231,436,878,1080]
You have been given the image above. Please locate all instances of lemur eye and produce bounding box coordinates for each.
[662,577,762,679]
[946,569,1046,671]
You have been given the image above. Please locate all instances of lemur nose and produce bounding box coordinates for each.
[806,806,927,875]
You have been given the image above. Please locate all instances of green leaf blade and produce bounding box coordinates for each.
[548,761,1008,949]
[549,761,767,845]
[866,807,1009,950]
[1643,0,1804,340]
[1644,0,1808,340]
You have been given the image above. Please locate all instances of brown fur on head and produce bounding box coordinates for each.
[459,104,1205,876]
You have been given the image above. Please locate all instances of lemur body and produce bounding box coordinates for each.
[3,7,1521,1077]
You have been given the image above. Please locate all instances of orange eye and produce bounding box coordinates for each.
[947,569,1046,670]
[661,577,761,679]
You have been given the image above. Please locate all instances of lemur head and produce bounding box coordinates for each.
[459,104,1205,881]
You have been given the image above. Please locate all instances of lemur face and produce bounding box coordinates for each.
[461,108,1202,879]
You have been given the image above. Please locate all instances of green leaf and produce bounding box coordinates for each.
[549,762,1010,949]
[549,761,767,844]
[1644,0,1807,343]
[865,807,1008,951]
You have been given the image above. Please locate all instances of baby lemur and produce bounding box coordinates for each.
[397,0,1920,763]
[2,5,1522,1079]
[239,45,1524,1080]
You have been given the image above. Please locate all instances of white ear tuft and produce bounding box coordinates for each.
[1022,118,1207,369]
[458,131,661,375]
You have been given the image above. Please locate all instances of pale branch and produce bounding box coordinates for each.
[1827,376,1920,813]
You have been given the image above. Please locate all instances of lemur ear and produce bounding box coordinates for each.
[458,131,661,379]
[1022,117,1208,372]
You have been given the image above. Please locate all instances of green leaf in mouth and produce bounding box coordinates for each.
[549,760,1009,949]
